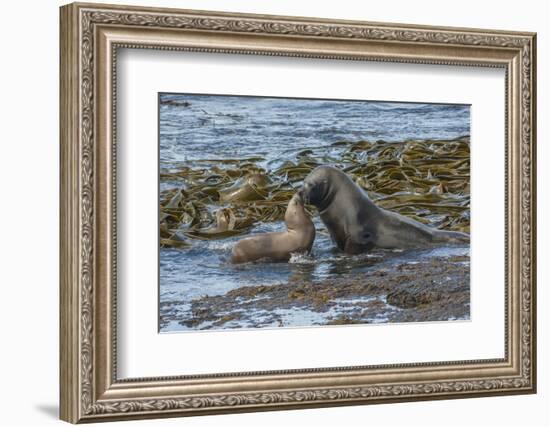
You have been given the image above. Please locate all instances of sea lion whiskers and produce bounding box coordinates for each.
[301,169,334,213]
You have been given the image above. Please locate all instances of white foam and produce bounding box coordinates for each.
[206,240,235,251]
[288,252,316,264]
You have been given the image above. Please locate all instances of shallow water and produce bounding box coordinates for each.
[159,94,470,332]
[160,223,469,332]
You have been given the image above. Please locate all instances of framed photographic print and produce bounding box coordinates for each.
[60,2,537,423]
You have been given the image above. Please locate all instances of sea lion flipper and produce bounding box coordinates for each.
[434,230,470,244]
[343,231,375,254]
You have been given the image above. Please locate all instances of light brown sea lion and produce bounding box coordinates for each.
[300,165,469,254]
[231,193,315,263]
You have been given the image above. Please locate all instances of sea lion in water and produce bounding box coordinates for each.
[299,165,469,254]
[231,193,315,263]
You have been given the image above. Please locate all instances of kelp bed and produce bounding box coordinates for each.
[160,136,470,247]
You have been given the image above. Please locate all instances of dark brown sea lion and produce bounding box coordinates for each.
[300,165,469,254]
[231,193,315,263]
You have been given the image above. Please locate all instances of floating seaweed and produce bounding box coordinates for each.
[159,136,471,248]
[160,99,191,107]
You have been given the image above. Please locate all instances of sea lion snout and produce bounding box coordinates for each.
[297,186,308,204]
[301,172,331,207]
[300,180,316,205]
[291,191,305,206]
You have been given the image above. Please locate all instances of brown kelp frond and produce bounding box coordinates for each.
[159,136,471,247]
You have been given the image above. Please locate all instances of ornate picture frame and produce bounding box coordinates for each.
[60,2,536,423]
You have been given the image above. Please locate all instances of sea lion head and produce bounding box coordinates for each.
[299,166,337,210]
[284,193,311,231]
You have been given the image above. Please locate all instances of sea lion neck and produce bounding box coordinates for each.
[285,202,309,231]
[315,179,336,214]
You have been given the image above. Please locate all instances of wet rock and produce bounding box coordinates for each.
[163,255,470,330]
[387,288,442,308]
[326,316,365,325]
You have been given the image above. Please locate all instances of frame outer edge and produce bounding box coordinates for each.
[60,2,537,422]
[69,1,536,37]
[529,33,537,393]
[60,3,80,424]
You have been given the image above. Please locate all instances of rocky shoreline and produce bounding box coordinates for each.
[160,254,470,331]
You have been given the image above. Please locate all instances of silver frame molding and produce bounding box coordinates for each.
[60,2,536,423]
